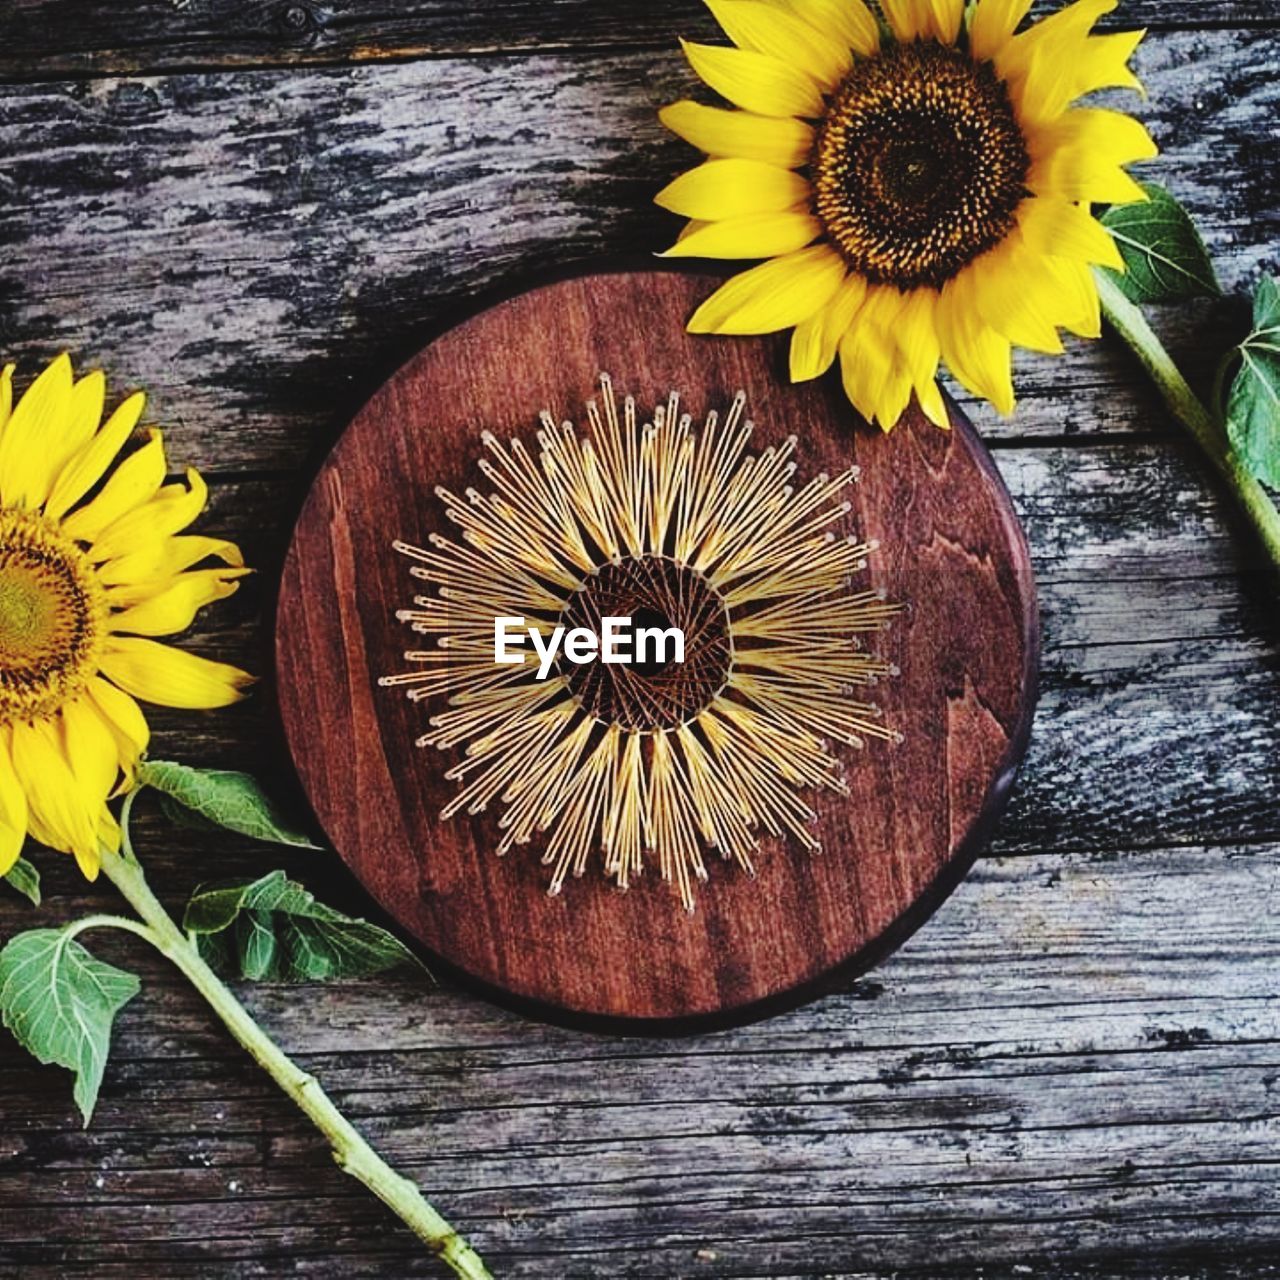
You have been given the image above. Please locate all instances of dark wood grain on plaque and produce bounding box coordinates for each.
[275,268,1038,1026]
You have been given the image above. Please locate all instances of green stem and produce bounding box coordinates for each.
[63,913,159,946]
[1096,270,1280,570]
[98,844,493,1280]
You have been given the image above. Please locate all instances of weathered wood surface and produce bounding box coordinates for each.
[0,1,1278,1276]
[1,0,1276,78]
[5,839,1280,1277]
[0,30,1276,472]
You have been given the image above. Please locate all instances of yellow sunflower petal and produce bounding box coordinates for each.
[998,0,1116,78]
[786,0,880,57]
[0,365,13,434]
[861,288,913,429]
[688,245,848,335]
[10,717,99,876]
[61,696,121,817]
[790,273,866,382]
[44,390,147,523]
[880,359,915,433]
[659,100,814,167]
[839,286,908,427]
[88,467,209,564]
[661,211,823,259]
[109,567,249,638]
[60,428,166,546]
[1066,28,1146,99]
[681,38,826,118]
[97,534,245,592]
[838,321,893,425]
[0,740,29,876]
[655,158,811,220]
[836,338,871,422]
[1046,163,1147,207]
[0,354,73,511]
[999,0,1139,121]
[879,0,963,43]
[61,370,106,459]
[928,0,964,42]
[676,219,712,243]
[877,0,922,39]
[894,288,951,427]
[937,273,1016,415]
[1016,196,1125,271]
[893,288,943,393]
[968,0,1034,61]
[1027,106,1156,203]
[705,0,852,90]
[1028,106,1157,169]
[1016,34,1147,130]
[86,676,150,783]
[98,807,122,855]
[969,237,1065,354]
[100,637,255,710]
[1013,257,1085,348]
[1040,255,1102,338]
[21,369,107,513]
[914,373,950,429]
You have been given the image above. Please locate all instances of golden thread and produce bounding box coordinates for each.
[558,555,731,731]
[813,41,1030,289]
[381,376,901,910]
[0,509,107,724]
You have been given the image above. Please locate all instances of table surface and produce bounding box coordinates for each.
[0,3,1277,1277]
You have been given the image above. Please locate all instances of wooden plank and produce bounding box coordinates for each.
[0,29,1275,474]
[2,0,1276,79]
[3,843,1280,1275]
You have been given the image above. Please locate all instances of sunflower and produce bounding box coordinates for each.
[0,356,253,880]
[382,375,899,910]
[656,0,1156,430]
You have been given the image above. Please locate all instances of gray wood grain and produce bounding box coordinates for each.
[2,438,1277,1272]
[0,30,1276,476]
[2,0,1276,78]
[5,841,1280,1276]
[0,4,1278,1277]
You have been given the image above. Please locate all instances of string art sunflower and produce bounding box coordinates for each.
[382,376,900,909]
[0,356,252,879]
[657,0,1156,430]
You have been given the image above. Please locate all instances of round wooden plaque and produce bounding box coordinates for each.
[276,266,1038,1031]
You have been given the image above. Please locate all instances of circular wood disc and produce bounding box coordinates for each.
[276,266,1039,1031]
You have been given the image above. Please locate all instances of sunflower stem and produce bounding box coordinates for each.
[97,842,492,1280]
[63,912,160,946]
[1096,270,1280,571]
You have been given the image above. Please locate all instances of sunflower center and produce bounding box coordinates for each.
[557,555,731,732]
[813,40,1030,290]
[0,510,106,724]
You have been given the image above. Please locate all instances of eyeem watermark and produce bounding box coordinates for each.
[495,616,685,680]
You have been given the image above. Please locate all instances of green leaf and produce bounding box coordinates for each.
[1226,276,1280,490]
[3,858,40,906]
[183,870,420,983]
[155,791,222,834]
[1101,183,1221,303]
[139,760,319,849]
[0,927,140,1125]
